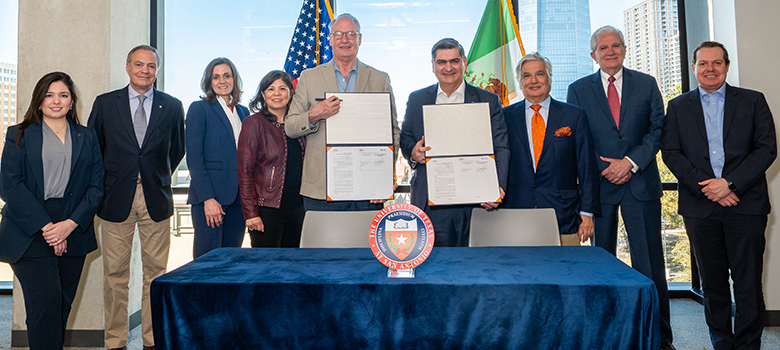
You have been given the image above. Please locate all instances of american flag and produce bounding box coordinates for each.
[284,0,334,81]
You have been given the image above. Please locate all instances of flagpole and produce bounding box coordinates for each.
[500,0,508,104]
[316,0,321,65]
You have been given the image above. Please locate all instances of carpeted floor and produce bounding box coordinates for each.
[0,296,778,349]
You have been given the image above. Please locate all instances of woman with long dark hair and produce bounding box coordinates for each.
[186,57,250,258]
[0,72,103,350]
[237,70,306,247]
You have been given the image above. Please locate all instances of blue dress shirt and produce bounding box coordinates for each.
[699,85,726,178]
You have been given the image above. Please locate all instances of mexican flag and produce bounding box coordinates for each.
[466,0,525,107]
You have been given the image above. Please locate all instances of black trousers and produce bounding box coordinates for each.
[685,207,767,350]
[427,205,473,247]
[10,198,87,350]
[249,205,305,248]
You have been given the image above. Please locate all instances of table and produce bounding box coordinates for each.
[151,247,659,349]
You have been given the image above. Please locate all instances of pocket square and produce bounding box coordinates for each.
[555,126,571,137]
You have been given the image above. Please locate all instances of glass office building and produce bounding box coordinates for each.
[518,0,592,100]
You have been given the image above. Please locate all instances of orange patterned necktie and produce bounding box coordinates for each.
[531,104,545,167]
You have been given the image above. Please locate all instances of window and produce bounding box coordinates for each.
[590,0,687,284]
[164,0,489,127]
[0,0,19,284]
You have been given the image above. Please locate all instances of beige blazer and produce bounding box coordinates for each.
[285,59,400,200]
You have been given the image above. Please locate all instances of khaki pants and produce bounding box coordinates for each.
[102,183,170,348]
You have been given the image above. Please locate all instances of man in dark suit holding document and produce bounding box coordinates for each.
[400,38,509,247]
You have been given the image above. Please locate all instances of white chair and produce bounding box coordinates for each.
[469,208,561,247]
[299,210,379,248]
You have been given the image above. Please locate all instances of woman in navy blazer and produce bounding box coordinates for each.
[0,72,103,350]
[186,58,250,258]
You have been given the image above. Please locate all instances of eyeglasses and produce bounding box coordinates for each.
[331,31,359,40]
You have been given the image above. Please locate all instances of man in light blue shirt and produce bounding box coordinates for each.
[662,41,777,350]
[286,13,400,212]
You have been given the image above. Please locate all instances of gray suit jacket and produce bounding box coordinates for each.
[285,59,400,200]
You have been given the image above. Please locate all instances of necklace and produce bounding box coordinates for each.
[44,119,67,136]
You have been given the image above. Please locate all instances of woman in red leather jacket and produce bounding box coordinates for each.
[237,70,306,247]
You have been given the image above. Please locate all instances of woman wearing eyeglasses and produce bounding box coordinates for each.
[186,57,250,258]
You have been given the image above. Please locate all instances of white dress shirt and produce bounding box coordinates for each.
[436,80,466,105]
[217,96,243,148]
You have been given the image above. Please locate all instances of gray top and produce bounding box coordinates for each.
[42,121,72,200]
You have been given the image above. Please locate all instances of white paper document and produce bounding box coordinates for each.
[326,146,394,201]
[325,92,393,145]
[425,156,501,205]
[420,103,500,205]
[422,103,493,157]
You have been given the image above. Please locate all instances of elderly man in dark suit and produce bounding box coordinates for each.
[662,41,776,350]
[567,26,673,349]
[502,52,599,246]
[400,37,509,247]
[88,45,185,350]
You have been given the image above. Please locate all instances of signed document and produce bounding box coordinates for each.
[322,92,394,201]
[422,103,500,205]
[423,103,493,157]
[325,92,393,145]
[326,146,394,201]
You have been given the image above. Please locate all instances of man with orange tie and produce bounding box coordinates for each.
[502,52,599,246]
[567,26,673,349]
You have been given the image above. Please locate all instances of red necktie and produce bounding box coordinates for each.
[607,76,620,129]
[531,104,545,167]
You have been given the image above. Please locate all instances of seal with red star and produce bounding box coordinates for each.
[369,203,434,269]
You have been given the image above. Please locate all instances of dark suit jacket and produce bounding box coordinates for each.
[399,82,510,210]
[88,86,185,222]
[0,121,104,263]
[567,68,664,204]
[661,85,777,218]
[502,98,600,234]
[185,99,249,206]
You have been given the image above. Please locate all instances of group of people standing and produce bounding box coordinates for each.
[0,47,308,350]
[0,10,774,350]
[406,23,774,350]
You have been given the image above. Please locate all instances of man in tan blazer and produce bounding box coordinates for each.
[286,13,400,211]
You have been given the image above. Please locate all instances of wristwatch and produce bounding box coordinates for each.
[727,180,737,192]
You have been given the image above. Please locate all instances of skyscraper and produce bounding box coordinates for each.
[0,62,18,154]
[624,0,680,97]
[517,0,592,100]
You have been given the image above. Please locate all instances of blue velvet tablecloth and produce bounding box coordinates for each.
[151,247,659,349]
